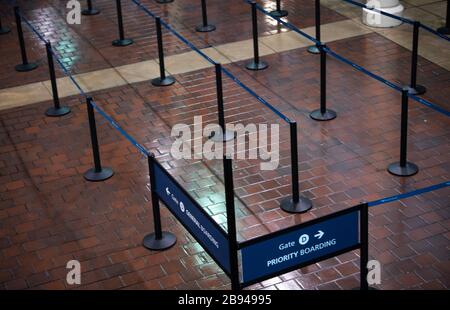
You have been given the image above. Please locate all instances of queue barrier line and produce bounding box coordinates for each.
[367,180,450,207]
[341,0,450,42]
[131,0,291,124]
[248,1,450,118]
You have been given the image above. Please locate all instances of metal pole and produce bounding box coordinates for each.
[142,155,177,250]
[196,0,216,32]
[82,0,100,16]
[387,88,418,176]
[360,203,369,290]
[44,42,71,117]
[246,2,268,70]
[307,0,321,54]
[83,97,114,181]
[152,17,175,86]
[407,21,426,95]
[310,44,336,121]
[280,121,312,213]
[112,0,133,46]
[270,0,288,18]
[223,156,240,291]
[0,15,11,35]
[437,0,450,35]
[14,7,37,72]
[210,64,234,142]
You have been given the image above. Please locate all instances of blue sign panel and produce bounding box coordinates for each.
[153,161,230,273]
[241,211,359,283]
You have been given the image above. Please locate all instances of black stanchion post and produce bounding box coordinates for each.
[360,203,369,290]
[112,0,133,46]
[437,0,450,35]
[246,1,268,71]
[280,121,312,213]
[223,156,240,291]
[407,21,426,95]
[308,0,321,54]
[210,64,235,142]
[270,0,288,18]
[310,44,336,121]
[14,7,38,72]
[387,88,418,177]
[196,0,216,32]
[44,42,71,117]
[156,0,174,4]
[152,17,175,86]
[143,155,177,250]
[84,97,114,181]
[82,0,100,16]
[0,15,11,34]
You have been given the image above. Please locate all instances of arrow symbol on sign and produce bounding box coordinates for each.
[166,187,171,196]
[314,230,324,239]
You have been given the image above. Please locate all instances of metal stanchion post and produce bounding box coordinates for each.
[246,1,268,71]
[196,0,216,32]
[308,0,321,54]
[280,121,313,213]
[152,17,175,86]
[387,88,418,177]
[360,203,369,290]
[14,7,38,72]
[437,0,449,35]
[44,42,71,117]
[84,97,114,181]
[406,21,426,95]
[310,44,336,121]
[82,0,100,16]
[210,64,235,142]
[269,0,288,18]
[143,155,177,250]
[0,15,11,34]
[112,0,134,46]
[223,156,240,291]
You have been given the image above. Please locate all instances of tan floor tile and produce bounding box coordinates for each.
[116,60,160,84]
[304,19,373,44]
[42,77,80,98]
[201,47,232,65]
[75,68,127,93]
[403,7,444,28]
[260,31,311,52]
[420,1,447,18]
[404,0,443,7]
[0,82,52,111]
[215,38,276,62]
[165,51,214,75]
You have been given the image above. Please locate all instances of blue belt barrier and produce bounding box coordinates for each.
[368,181,450,207]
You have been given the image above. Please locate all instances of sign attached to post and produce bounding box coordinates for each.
[240,210,360,284]
[152,161,231,273]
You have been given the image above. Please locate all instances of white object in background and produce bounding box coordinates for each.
[362,0,404,28]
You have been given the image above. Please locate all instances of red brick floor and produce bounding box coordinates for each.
[0,1,449,290]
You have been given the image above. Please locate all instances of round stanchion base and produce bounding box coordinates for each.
[84,167,114,182]
[112,38,134,47]
[307,45,320,54]
[209,129,236,142]
[0,26,11,35]
[269,10,288,18]
[156,0,174,3]
[246,60,268,71]
[310,109,337,121]
[143,232,177,251]
[280,196,313,214]
[387,162,419,177]
[45,106,71,117]
[15,62,38,72]
[406,84,426,96]
[196,24,216,33]
[152,76,175,87]
[82,8,100,16]
[437,26,450,35]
